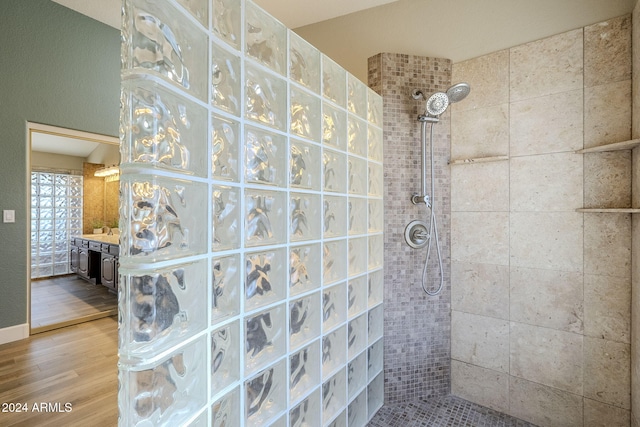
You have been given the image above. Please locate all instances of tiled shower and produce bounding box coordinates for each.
[117,0,384,426]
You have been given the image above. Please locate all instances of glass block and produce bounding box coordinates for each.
[211,42,241,115]
[212,185,241,250]
[212,387,240,427]
[327,411,347,427]
[368,269,384,308]
[324,196,347,238]
[245,305,286,375]
[368,88,383,127]
[290,388,321,427]
[176,0,207,25]
[211,321,240,391]
[322,325,346,379]
[369,234,384,270]
[118,335,207,427]
[291,87,321,142]
[323,149,347,194]
[347,75,367,119]
[368,199,383,233]
[323,103,348,151]
[245,125,287,187]
[287,246,320,300]
[212,114,240,181]
[290,139,321,191]
[348,237,367,278]
[368,305,384,344]
[323,240,347,285]
[245,189,287,247]
[245,63,287,130]
[121,77,208,176]
[348,352,367,399]
[270,415,287,427]
[290,292,321,351]
[290,31,320,93]
[245,248,287,311]
[246,358,287,426]
[348,313,367,360]
[119,260,208,360]
[323,368,346,423]
[348,276,367,319]
[347,116,367,157]
[212,0,241,49]
[348,197,367,236]
[348,156,367,196]
[323,282,347,332]
[245,1,286,74]
[368,372,384,419]
[212,254,241,322]
[122,0,208,100]
[290,342,321,404]
[291,193,322,242]
[368,126,383,162]
[348,390,367,427]
[322,55,346,107]
[368,339,383,379]
[368,163,383,198]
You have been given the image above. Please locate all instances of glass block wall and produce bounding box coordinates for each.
[30,171,83,278]
[118,0,384,425]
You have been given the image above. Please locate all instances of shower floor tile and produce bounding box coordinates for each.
[367,395,537,427]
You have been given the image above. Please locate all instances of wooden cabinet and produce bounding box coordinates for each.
[70,237,119,293]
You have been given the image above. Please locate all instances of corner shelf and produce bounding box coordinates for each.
[576,208,640,213]
[448,155,509,165]
[575,138,640,154]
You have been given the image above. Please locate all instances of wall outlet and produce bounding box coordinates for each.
[3,210,15,223]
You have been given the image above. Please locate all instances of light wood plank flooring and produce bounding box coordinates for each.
[31,276,118,334]
[0,317,118,426]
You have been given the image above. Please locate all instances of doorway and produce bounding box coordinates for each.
[28,122,119,334]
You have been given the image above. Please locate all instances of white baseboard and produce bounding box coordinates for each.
[0,323,29,345]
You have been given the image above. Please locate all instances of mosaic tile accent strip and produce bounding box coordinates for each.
[119,0,383,425]
[368,53,452,405]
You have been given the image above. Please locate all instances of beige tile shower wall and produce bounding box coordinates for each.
[368,53,452,404]
[633,3,640,427]
[451,14,632,427]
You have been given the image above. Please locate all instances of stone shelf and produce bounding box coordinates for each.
[448,155,509,165]
[576,208,640,213]
[575,139,640,154]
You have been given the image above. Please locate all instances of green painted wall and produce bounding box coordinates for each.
[0,0,120,329]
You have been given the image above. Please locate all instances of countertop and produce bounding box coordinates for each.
[80,234,120,245]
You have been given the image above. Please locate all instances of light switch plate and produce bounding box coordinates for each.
[3,210,15,223]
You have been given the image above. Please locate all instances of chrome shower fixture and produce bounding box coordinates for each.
[413,82,471,119]
[446,82,471,103]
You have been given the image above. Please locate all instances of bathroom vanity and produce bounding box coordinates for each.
[69,234,120,293]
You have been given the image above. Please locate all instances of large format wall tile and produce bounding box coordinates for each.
[510,322,583,394]
[584,213,631,278]
[510,29,583,102]
[510,153,583,212]
[584,151,632,209]
[451,160,509,212]
[584,79,631,148]
[510,267,583,333]
[584,398,630,427]
[509,377,583,427]
[451,104,509,159]
[510,212,583,272]
[452,311,509,372]
[584,15,632,88]
[451,261,509,320]
[509,90,583,156]
[451,50,509,112]
[584,337,631,409]
[451,360,509,414]
[452,212,509,265]
[584,274,631,344]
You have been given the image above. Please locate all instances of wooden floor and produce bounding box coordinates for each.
[31,276,118,334]
[0,317,118,426]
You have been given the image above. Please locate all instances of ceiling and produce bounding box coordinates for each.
[32,132,101,157]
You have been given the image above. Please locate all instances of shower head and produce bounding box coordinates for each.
[425,92,449,116]
[446,82,470,103]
